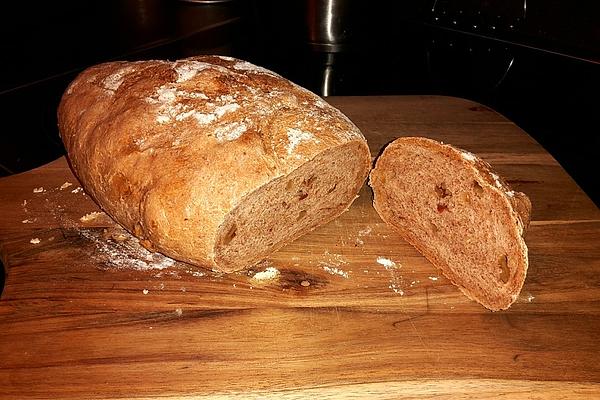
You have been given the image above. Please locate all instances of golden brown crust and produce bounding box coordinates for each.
[370,137,530,310]
[58,56,370,271]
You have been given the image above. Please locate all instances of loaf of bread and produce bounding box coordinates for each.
[369,137,531,310]
[58,56,371,272]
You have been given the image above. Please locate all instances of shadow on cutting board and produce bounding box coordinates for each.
[1,260,4,297]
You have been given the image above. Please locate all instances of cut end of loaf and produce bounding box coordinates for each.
[214,140,371,272]
[370,137,529,311]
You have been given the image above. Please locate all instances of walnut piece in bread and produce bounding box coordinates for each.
[58,56,371,272]
[369,137,531,310]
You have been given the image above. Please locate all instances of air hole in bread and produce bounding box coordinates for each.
[297,189,309,200]
[498,255,510,283]
[428,221,439,233]
[473,180,484,194]
[214,141,368,271]
[435,182,452,198]
[134,222,143,237]
[437,203,449,213]
[223,224,237,245]
[303,176,316,187]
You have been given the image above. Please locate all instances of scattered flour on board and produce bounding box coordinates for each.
[59,182,73,190]
[358,226,372,237]
[79,228,176,271]
[389,283,404,295]
[322,251,349,266]
[318,251,350,278]
[376,256,397,269]
[376,256,405,295]
[321,264,349,278]
[428,276,439,281]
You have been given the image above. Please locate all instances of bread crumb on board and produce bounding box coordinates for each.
[251,266,280,281]
[389,283,405,295]
[30,238,41,244]
[59,182,73,190]
[71,187,84,194]
[33,187,44,193]
[527,294,535,302]
[358,226,372,237]
[79,211,105,222]
[142,289,149,295]
[376,256,397,269]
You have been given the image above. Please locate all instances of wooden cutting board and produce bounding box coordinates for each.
[1,96,599,399]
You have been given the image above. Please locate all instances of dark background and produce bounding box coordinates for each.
[0,0,598,293]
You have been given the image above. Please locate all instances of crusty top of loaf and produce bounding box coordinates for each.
[58,56,367,266]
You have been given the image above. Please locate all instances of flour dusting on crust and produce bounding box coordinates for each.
[174,60,211,83]
[215,122,247,142]
[286,128,319,155]
[102,66,135,92]
[193,113,217,125]
[233,61,278,76]
[461,150,477,162]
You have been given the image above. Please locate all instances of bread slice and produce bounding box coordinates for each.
[58,56,371,273]
[369,137,531,310]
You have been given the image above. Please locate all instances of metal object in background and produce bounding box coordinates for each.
[321,53,336,96]
[176,0,235,4]
[305,0,353,52]
[304,0,357,96]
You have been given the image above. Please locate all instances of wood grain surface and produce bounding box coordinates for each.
[1,96,599,399]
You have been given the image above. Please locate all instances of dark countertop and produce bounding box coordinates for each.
[0,0,598,205]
